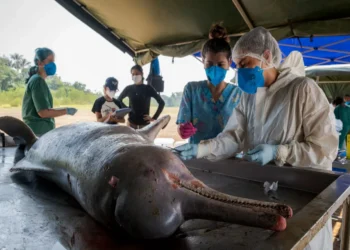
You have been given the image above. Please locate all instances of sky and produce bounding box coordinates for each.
[0,0,236,96]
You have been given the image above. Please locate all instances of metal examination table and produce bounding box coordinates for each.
[1,147,350,250]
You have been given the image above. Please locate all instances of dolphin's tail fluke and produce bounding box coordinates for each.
[0,116,38,148]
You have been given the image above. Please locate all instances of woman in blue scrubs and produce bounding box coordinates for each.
[176,24,241,144]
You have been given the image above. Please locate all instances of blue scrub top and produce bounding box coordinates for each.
[176,81,242,144]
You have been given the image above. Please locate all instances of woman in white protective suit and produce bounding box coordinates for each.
[175,27,338,250]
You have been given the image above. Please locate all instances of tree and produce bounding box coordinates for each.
[46,75,64,90]
[160,95,173,106]
[19,58,31,70]
[170,92,182,107]
[72,81,86,91]
[0,61,18,91]
[0,56,12,67]
[9,53,31,73]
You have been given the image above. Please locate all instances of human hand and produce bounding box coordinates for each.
[143,115,155,122]
[173,143,198,160]
[66,107,78,116]
[244,144,278,166]
[111,116,125,123]
[179,122,197,139]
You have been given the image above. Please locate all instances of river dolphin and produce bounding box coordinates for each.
[0,116,292,239]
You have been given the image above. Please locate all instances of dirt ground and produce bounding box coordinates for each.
[0,106,182,141]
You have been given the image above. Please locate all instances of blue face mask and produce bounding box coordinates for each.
[44,62,57,76]
[205,66,227,86]
[237,66,265,94]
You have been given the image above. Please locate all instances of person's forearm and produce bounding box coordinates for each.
[152,101,165,120]
[198,131,241,161]
[97,114,110,122]
[276,133,338,169]
[38,108,67,118]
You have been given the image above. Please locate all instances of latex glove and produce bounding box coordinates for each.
[173,143,198,160]
[143,115,155,122]
[66,107,78,116]
[179,122,197,139]
[244,144,277,166]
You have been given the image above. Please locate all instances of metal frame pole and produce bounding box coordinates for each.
[341,197,350,250]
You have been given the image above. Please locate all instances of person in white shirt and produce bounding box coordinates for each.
[175,27,337,250]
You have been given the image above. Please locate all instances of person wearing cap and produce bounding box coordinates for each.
[92,77,127,124]
[22,47,77,137]
[118,65,165,129]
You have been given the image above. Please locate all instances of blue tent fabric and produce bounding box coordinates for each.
[279,35,350,66]
[194,35,350,68]
[150,57,160,75]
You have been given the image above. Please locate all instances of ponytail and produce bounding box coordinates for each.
[25,66,38,84]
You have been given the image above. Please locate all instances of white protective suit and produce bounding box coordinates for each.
[197,52,337,250]
[198,67,338,170]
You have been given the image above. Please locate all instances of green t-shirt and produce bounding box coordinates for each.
[22,74,55,135]
[335,105,350,128]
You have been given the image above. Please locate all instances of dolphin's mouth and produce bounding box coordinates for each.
[162,168,292,219]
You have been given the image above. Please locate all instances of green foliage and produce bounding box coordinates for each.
[0,87,25,107]
[0,53,183,108]
[9,53,30,71]
[0,53,99,107]
[156,92,182,107]
[72,81,87,91]
[0,57,22,91]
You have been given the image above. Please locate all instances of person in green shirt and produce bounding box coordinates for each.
[334,98,350,149]
[22,48,77,136]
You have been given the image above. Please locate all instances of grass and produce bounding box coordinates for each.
[0,106,182,141]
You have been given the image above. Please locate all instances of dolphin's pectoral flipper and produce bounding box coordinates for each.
[10,159,53,173]
[138,115,171,141]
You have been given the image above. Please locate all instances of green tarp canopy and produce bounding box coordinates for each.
[306,65,350,100]
[55,0,350,65]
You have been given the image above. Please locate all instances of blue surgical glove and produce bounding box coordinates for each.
[244,144,277,166]
[66,107,78,116]
[173,143,198,160]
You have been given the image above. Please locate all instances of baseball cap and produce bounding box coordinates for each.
[105,77,118,91]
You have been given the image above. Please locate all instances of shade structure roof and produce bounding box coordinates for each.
[55,0,350,65]
[305,64,350,100]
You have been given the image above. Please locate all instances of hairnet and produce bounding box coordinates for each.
[232,27,282,68]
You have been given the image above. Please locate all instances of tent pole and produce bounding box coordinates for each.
[231,0,254,30]
[318,81,350,84]
[316,76,320,84]
[319,38,350,49]
[312,61,331,66]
